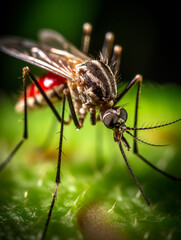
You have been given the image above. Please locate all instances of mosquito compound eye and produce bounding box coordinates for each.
[103,111,119,129]
[119,108,128,122]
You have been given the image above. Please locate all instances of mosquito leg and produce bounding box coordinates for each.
[64,88,87,128]
[81,23,92,54]
[23,67,62,123]
[64,89,82,129]
[118,141,151,206]
[114,74,142,105]
[114,75,151,205]
[133,77,142,151]
[101,32,114,64]
[0,68,28,171]
[41,94,66,240]
[130,75,181,181]
[90,107,96,125]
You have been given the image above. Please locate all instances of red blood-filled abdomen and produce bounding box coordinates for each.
[16,72,66,112]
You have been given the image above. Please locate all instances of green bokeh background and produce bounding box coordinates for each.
[0,1,181,240]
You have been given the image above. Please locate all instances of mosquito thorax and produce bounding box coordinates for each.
[102,107,128,129]
[75,60,117,104]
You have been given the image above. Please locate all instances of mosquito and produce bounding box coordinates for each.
[0,23,181,240]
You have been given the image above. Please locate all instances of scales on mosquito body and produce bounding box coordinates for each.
[0,22,181,240]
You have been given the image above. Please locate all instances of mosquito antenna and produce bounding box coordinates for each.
[118,141,151,206]
[127,118,181,131]
[126,130,169,147]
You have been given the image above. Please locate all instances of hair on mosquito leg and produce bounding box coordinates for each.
[126,130,169,147]
[123,71,181,182]
[41,95,66,240]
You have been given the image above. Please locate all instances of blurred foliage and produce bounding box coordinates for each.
[0,83,181,240]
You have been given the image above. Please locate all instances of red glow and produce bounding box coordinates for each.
[19,72,66,100]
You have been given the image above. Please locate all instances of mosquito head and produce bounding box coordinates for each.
[103,107,128,130]
[103,107,130,150]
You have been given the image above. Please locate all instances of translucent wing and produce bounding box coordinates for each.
[0,37,85,80]
[38,29,91,61]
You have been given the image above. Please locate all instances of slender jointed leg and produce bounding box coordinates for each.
[130,75,181,181]
[89,107,96,125]
[115,75,150,205]
[41,94,66,240]
[0,67,73,171]
[114,74,143,105]
[0,68,28,171]
[65,89,81,129]
[133,75,142,153]
[23,67,62,123]
[118,141,151,205]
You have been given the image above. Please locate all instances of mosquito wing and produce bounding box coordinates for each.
[38,29,91,61]
[0,37,85,80]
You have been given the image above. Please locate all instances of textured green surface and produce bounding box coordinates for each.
[0,83,181,240]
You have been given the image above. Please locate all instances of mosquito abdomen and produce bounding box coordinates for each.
[16,72,66,112]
